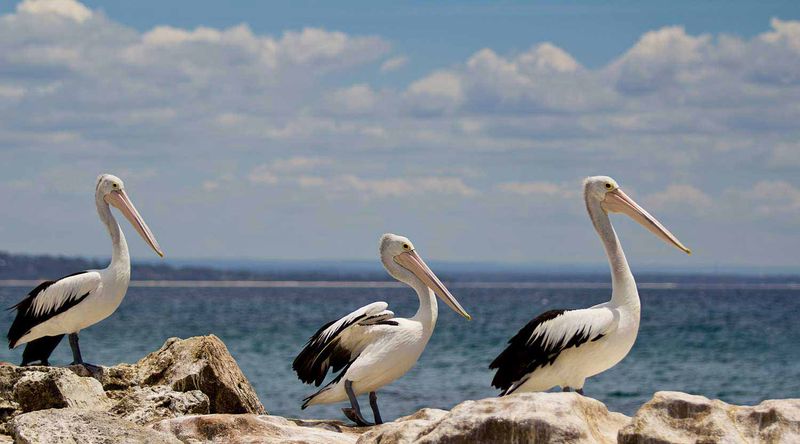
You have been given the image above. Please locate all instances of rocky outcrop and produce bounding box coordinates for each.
[8,408,181,444]
[0,335,264,439]
[358,393,629,444]
[3,335,799,444]
[618,391,800,444]
[152,414,363,444]
[72,335,265,415]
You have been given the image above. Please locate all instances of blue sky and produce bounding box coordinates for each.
[3,1,796,81]
[1,0,799,270]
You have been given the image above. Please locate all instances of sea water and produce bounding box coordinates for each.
[0,282,798,421]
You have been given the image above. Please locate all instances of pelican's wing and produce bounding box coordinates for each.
[7,271,101,348]
[489,307,615,395]
[293,301,395,386]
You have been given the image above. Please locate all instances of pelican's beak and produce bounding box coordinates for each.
[394,250,471,320]
[602,188,691,255]
[105,189,164,257]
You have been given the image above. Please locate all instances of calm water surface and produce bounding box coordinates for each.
[0,284,798,421]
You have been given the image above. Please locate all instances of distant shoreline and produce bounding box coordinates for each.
[0,279,798,291]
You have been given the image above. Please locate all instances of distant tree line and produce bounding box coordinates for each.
[0,251,383,281]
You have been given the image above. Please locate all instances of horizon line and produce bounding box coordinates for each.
[0,280,798,291]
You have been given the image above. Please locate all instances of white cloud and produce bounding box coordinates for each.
[298,174,477,199]
[768,142,800,167]
[740,180,800,217]
[516,43,581,74]
[247,156,477,199]
[760,18,800,52]
[326,84,378,114]
[407,44,612,114]
[380,56,408,73]
[645,184,713,211]
[408,71,462,97]
[16,0,92,23]
[282,28,389,65]
[248,167,279,184]
[248,157,330,184]
[496,181,572,198]
[406,71,464,114]
[608,26,711,94]
[271,156,331,172]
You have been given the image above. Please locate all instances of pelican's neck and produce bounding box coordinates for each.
[586,195,638,307]
[96,195,130,271]
[409,277,437,332]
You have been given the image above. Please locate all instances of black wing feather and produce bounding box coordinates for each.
[292,313,368,386]
[489,309,604,394]
[7,271,91,349]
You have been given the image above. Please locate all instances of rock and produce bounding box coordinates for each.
[109,385,210,425]
[152,414,364,444]
[13,369,111,413]
[72,335,265,415]
[358,393,629,444]
[0,365,114,434]
[356,408,447,443]
[618,391,800,444]
[8,408,181,444]
[0,335,264,435]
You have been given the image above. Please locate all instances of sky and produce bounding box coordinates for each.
[1,0,799,270]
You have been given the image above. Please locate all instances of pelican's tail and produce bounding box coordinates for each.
[301,386,331,409]
[20,334,65,365]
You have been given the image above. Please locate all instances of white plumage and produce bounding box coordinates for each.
[490,176,690,395]
[7,174,162,367]
[526,308,614,350]
[293,234,471,426]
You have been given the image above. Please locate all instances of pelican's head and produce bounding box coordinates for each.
[584,176,691,255]
[96,174,164,257]
[379,233,471,320]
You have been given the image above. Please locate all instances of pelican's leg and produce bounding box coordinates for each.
[369,391,383,424]
[562,387,572,392]
[341,380,373,427]
[68,333,101,371]
[576,388,585,396]
[68,333,82,364]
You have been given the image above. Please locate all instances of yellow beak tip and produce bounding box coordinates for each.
[465,314,473,321]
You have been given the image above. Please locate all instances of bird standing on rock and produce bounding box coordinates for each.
[294,233,471,426]
[7,174,164,369]
[490,176,690,396]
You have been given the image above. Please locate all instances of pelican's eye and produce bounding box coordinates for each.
[403,243,410,250]
[112,183,119,188]
[605,183,612,189]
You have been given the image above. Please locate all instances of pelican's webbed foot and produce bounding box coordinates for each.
[70,361,102,371]
[342,407,373,427]
[343,379,374,427]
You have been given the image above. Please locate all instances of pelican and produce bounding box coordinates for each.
[293,234,471,426]
[490,176,690,396]
[7,174,163,368]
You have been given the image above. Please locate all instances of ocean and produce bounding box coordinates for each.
[1,280,798,421]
